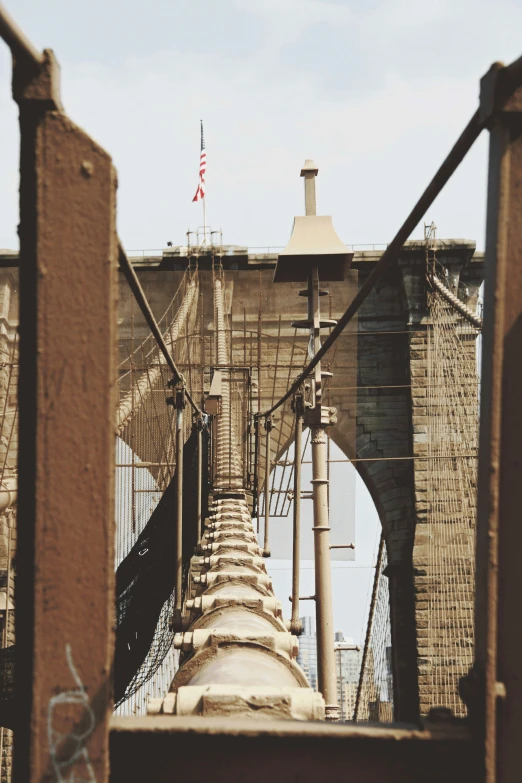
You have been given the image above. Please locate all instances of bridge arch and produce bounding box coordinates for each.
[118,241,483,722]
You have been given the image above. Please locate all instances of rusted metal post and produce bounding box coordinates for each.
[173,386,185,627]
[13,48,117,783]
[262,417,272,557]
[472,63,522,783]
[290,398,303,635]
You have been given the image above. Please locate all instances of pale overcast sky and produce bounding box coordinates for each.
[2,0,522,251]
[1,0,519,640]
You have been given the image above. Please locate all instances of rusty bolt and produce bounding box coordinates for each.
[173,632,194,652]
[80,160,94,178]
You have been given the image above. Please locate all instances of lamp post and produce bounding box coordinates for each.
[274,161,353,721]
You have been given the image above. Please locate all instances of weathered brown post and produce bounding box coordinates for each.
[472,60,522,783]
[13,46,117,783]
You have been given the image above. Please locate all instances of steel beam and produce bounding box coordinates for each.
[110,718,476,783]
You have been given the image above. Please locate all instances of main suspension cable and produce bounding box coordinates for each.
[118,243,202,415]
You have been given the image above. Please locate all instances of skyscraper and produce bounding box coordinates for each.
[334,631,363,721]
[297,616,318,691]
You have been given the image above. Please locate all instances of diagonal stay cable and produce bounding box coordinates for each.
[118,242,201,415]
[259,108,488,419]
[0,2,43,66]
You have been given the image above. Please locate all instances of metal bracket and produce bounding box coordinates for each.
[479,60,522,126]
[175,385,186,410]
[304,404,337,428]
[167,384,186,409]
[287,490,314,500]
[291,388,305,418]
[289,595,316,601]
[12,47,63,110]
[170,608,184,633]
[194,412,208,431]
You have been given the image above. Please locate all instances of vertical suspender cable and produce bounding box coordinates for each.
[291,409,303,634]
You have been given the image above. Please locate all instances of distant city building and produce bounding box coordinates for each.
[297,616,318,691]
[297,622,366,719]
[386,645,393,704]
[334,631,363,721]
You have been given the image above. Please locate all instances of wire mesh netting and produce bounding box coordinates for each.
[422,269,480,717]
[117,270,201,491]
[115,270,206,713]
[114,414,209,711]
[223,268,358,519]
[354,538,393,723]
[0,648,14,707]
[0,310,18,779]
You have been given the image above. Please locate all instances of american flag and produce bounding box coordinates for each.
[192,120,206,202]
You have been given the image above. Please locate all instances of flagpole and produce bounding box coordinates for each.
[193,119,207,246]
[201,118,206,245]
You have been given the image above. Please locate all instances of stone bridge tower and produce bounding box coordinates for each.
[117,238,483,722]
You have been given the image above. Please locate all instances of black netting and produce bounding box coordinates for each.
[114,427,209,707]
[0,646,15,729]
